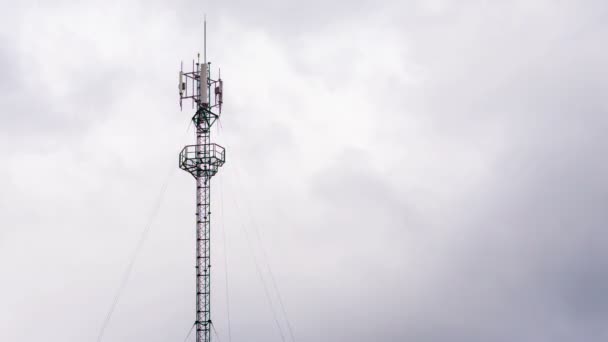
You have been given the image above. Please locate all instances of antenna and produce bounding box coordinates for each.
[179,61,184,110]
[204,14,207,65]
[177,18,226,342]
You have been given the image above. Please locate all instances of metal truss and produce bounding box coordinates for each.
[178,40,225,342]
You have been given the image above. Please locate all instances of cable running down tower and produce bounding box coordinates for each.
[178,19,225,342]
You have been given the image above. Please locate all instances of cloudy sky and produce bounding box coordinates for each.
[2,0,608,341]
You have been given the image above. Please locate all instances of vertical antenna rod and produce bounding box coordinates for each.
[204,15,207,65]
[178,18,226,342]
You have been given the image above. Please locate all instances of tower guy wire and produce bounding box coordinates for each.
[95,115,193,342]
[218,175,233,342]
[184,322,196,342]
[96,161,176,342]
[224,166,287,342]
[211,322,223,342]
[233,163,297,342]
[226,161,296,342]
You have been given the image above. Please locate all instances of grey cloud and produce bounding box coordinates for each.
[2,1,608,342]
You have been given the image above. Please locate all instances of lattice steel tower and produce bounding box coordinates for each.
[178,19,225,342]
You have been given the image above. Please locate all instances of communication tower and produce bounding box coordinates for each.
[178,19,225,342]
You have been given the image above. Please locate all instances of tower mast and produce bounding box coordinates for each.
[178,18,225,342]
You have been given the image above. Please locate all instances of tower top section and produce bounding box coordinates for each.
[178,18,226,181]
[178,18,223,115]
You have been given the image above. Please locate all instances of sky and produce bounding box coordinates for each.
[1,0,608,341]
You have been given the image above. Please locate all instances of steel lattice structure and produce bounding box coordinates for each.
[178,20,225,342]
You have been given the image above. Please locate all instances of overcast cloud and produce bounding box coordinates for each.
[1,0,608,341]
